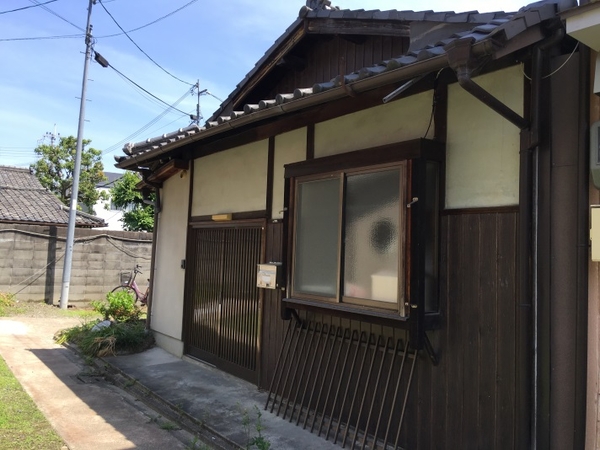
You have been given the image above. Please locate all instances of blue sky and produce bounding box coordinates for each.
[1,0,530,171]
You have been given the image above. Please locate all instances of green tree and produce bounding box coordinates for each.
[30,135,107,212]
[110,171,154,232]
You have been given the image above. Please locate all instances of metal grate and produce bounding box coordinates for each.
[265,318,418,449]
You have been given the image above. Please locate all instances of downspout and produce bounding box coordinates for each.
[529,27,565,450]
[142,180,162,331]
[445,37,530,130]
[446,27,565,450]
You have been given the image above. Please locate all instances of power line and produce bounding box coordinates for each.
[96,0,199,39]
[0,0,199,42]
[97,0,193,86]
[0,0,58,15]
[0,33,82,42]
[103,88,193,154]
[28,0,85,32]
[99,54,191,116]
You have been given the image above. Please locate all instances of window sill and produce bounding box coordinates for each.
[283,297,410,328]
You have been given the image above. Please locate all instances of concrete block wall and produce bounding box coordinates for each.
[0,223,152,304]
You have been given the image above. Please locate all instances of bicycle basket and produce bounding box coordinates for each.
[119,271,132,286]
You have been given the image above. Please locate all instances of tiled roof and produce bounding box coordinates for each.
[116,0,562,168]
[97,171,123,188]
[0,166,107,228]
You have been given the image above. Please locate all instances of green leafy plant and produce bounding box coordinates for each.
[241,405,271,450]
[186,436,213,450]
[160,421,179,431]
[30,135,107,212]
[110,171,155,231]
[92,290,140,322]
[55,321,154,357]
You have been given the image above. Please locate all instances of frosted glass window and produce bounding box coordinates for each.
[293,178,340,297]
[343,170,400,302]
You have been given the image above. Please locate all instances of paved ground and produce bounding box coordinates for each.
[0,315,341,450]
[0,317,194,450]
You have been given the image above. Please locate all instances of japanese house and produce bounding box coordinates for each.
[115,0,593,448]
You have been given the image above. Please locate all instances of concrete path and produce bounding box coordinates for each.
[0,317,192,450]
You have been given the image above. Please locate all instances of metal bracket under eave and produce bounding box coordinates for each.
[445,38,529,131]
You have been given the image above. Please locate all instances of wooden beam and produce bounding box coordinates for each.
[146,159,189,184]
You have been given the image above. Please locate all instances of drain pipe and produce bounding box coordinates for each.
[141,180,162,331]
[446,27,565,449]
[445,37,530,130]
[529,26,565,450]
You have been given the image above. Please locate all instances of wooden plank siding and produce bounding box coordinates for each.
[266,35,409,99]
[260,209,525,448]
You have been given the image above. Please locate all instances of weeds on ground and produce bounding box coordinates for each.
[241,405,271,450]
[160,421,179,431]
[186,435,213,450]
[0,355,65,449]
[54,290,153,357]
[0,292,15,316]
[55,320,153,357]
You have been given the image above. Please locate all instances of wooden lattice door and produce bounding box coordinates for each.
[183,223,263,383]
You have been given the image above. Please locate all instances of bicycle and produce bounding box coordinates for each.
[111,264,149,306]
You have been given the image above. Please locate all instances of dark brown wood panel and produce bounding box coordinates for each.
[260,221,287,389]
[259,210,524,449]
[266,35,409,100]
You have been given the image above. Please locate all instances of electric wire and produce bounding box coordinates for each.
[522,42,580,81]
[110,65,183,112]
[95,0,199,39]
[0,33,82,42]
[106,61,190,115]
[102,89,193,155]
[97,0,193,86]
[107,112,190,154]
[1,1,199,42]
[0,0,58,15]
[28,0,85,32]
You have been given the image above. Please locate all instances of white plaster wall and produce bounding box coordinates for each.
[446,65,523,208]
[314,91,432,158]
[192,140,268,216]
[273,128,307,219]
[151,172,189,345]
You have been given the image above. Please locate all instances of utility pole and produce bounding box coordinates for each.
[43,124,59,146]
[196,80,200,124]
[59,0,95,309]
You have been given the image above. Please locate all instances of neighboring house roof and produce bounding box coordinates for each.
[0,166,107,228]
[115,0,565,169]
[96,171,123,189]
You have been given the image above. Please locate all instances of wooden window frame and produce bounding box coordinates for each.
[283,138,445,336]
[291,163,408,314]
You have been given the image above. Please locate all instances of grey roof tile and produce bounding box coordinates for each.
[259,99,277,110]
[397,11,429,21]
[276,93,295,104]
[244,104,260,114]
[373,10,395,20]
[294,88,314,98]
[0,166,105,227]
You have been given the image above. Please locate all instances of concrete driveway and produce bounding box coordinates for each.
[0,317,193,450]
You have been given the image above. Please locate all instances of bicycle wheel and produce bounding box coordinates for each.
[110,286,139,304]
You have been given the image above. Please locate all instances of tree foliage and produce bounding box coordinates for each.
[30,135,107,212]
[110,171,154,232]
